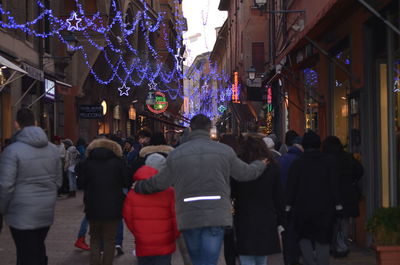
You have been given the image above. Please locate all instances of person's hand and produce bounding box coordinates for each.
[261,158,269,165]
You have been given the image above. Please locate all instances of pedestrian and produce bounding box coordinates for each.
[64,139,80,198]
[52,136,67,195]
[322,136,363,257]
[134,114,268,265]
[219,133,242,265]
[232,134,284,265]
[124,152,179,265]
[279,130,299,155]
[278,136,303,265]
[0,107,62,265]
[75,138,129,265]
[263,137,281,160]
[285,130,343,265]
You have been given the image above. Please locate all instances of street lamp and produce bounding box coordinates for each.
[247,66,257,81]
[254,0,267,8]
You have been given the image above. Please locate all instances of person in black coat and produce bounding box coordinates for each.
[75,138,129,265]
[322,136,363,257]
[286,130,342,265]
[232,135,284,265]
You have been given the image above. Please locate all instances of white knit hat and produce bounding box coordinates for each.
[145,153,166,171]
[263,137,275,149]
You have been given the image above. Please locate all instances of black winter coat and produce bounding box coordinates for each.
[76,139,129,221]
[331,152,363,217]
[232,162,284,255]
[286,150,340,244]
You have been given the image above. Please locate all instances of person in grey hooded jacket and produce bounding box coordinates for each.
[0,108,62,265]
[135,114,268,265]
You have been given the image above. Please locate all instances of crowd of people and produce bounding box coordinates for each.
[0,108,364,265]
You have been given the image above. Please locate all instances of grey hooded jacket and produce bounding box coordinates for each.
[135,130,266,230]
[0,126,62,229]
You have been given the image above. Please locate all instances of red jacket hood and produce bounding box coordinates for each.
[133,165,158,181]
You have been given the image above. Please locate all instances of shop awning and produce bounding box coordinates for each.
[0,55,27,93]
[0,55,27,74]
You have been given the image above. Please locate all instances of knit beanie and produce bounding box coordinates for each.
[263,137,275,149]
[145,153,166,171]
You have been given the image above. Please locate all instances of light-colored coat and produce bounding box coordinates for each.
[0,126,62,229]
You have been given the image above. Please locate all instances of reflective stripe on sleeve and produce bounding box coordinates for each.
[183,196,222,202]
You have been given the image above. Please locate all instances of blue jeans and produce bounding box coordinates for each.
[239,255,267,265]
[77,216,123,245]
[182,226,224,265]
[137,254,171,265]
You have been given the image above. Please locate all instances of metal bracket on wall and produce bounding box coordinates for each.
[357,0,400,36]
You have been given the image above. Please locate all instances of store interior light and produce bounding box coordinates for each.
[101,100,107,115]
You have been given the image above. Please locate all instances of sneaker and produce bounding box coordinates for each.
[115,245,124,255]
[74,237,90,251]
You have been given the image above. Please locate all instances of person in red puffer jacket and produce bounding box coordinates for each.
[123,152,179,265]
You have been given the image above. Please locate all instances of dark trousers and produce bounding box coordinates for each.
[137,254,172,265]
[223,227,237,265]
[10,226,50,265]
[89,220,119,265]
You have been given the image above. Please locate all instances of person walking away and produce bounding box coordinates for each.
[0,107,62,265]
[322,136,363,257]
[75,138,128,265]
[124,152,179,265]
[134,114,268,265]
[52,136,67,195]
[232,135,284,265]
[263,137,281,160]
[278,136,303,265]
[285,130,343,265]
[64,139,80,198]
[279,130,299,155]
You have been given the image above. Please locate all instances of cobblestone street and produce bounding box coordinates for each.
[0,191,377,265]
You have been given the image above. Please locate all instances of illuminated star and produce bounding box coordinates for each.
[67,11,82,31]
[118,83,131,96]
[174,47,183,72]
[148,80,157,91]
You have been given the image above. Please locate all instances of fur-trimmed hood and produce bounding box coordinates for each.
[139,145,174,158]
[86,139,123,158]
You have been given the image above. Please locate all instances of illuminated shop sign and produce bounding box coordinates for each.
[147,91,168,114]
[232,71,240,103]
[45,79,55,100]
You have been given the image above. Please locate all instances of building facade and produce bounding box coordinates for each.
[268,0,399,245]
[0,0,73,148]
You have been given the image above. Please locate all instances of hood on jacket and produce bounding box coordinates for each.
[133,165,158,181]
[16,126,49,148]
[288,145,303,154]
[86,139,123,158]
[139,145,174,158]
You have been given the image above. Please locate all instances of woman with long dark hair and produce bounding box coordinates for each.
[232,134,284,265]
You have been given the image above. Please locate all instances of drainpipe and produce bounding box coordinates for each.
[386,13,397,206]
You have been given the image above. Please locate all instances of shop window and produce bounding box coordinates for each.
[303,67,319,132]
[252,42,265,73]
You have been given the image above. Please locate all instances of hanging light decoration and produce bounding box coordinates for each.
[128,105,136,120]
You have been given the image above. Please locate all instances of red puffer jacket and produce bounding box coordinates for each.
[123,165,179,257]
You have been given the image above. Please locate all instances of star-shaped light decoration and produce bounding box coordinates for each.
[174,47,183,73]
[118,83,131,96]
[148,80,157,91]
[67,11,82,31]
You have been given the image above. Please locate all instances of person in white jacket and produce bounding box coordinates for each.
[64,139,80,197]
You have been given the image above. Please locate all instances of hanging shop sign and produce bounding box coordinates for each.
[44,79,55,100]
[147,91,168,114]
[218,105,227,113]
[232,71,240,103]
[79,105,103,119]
